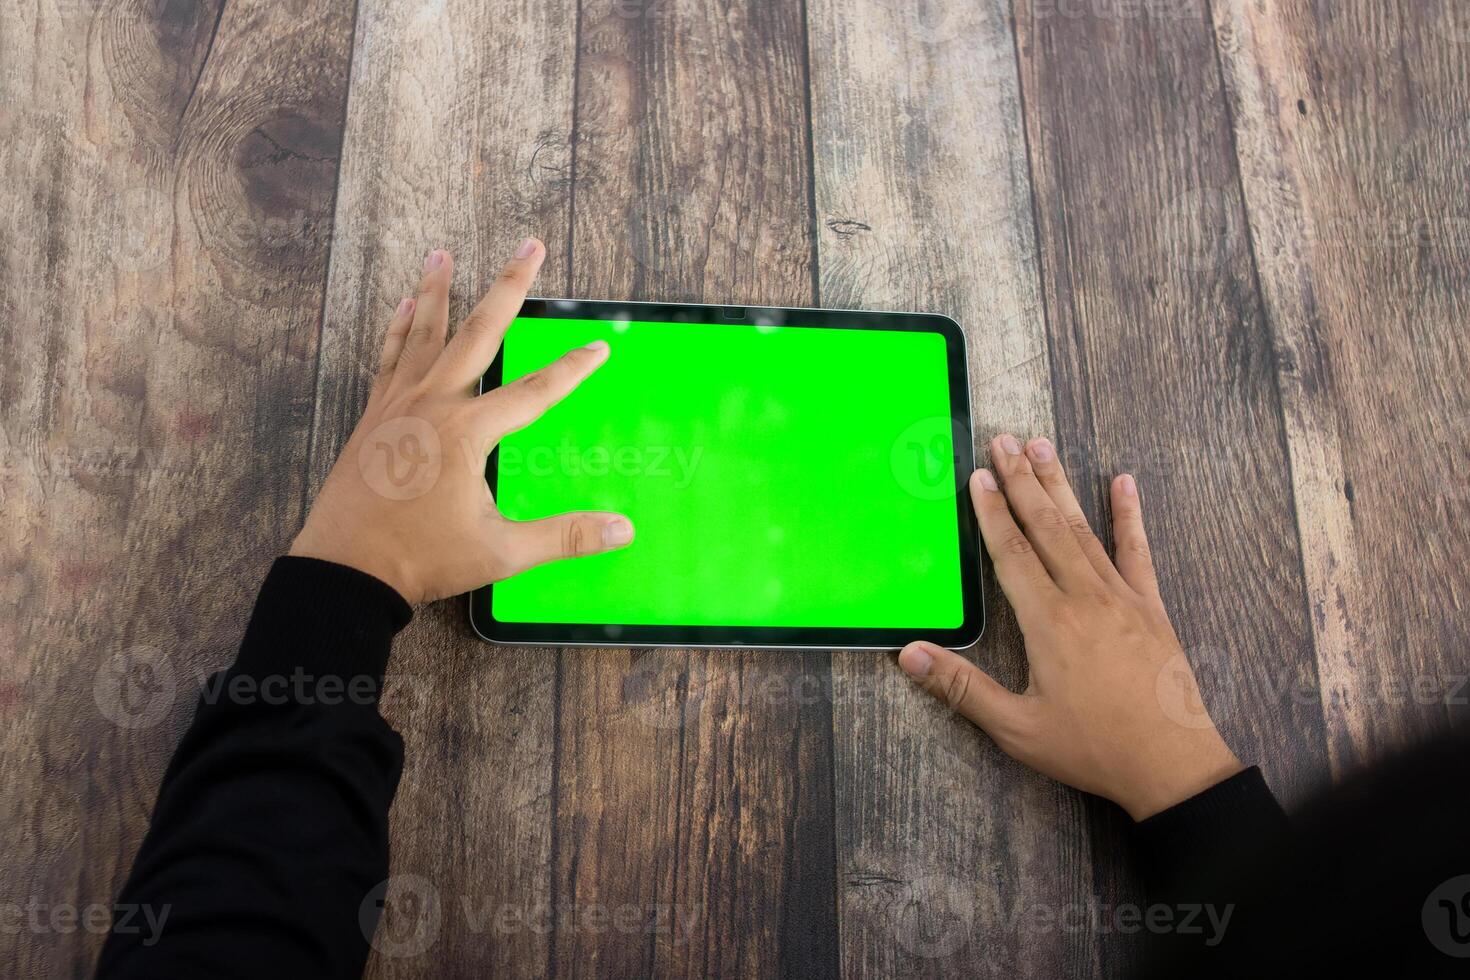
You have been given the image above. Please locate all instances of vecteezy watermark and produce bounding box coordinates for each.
[1024,0,1195,22]
[357,415,442,501]
[1155,647,1235,731]
[623,656,891,732]
[611,0,671,19]
[989,897,1234,946]
[855,870,1235,960]
[1154,649,1470,733]
[906,2,968,46]
[360,875,702,957]
[94,646,176,730]
[890,875,974,958]
[361,875,442,959]
[1423,875,1470,958]
[890,417,965,501]
[0,900,170,946]
[90,645,419,730]
[495,442,704,489]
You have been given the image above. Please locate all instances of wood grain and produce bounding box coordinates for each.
[1210,0,1470,773]
[1013,1,1336,969]
[307,0,579,975]
[805,0,1097,976]
[548,0,839,976]
[0,0,354,975]
[6,1,1469,977]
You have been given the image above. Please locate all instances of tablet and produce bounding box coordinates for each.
[470,299,983,649]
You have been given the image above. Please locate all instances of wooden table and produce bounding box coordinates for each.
[5,1,1467,976]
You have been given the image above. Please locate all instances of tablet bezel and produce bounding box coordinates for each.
[469,298,984,650]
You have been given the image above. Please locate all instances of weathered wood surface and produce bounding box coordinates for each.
[807,0,1094,976]
[3,0,1467,976]
[1210,0,1470,775]
[1012,2,1336,967]
[309,0,581,976]
[550,0,839,976]
[1,0,355,976]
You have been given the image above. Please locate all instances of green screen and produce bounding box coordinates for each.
[492,316,963,628]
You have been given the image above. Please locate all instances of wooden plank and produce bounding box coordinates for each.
[1210,0,1470,773]
[307,0,579,975]
[0,0,352,974]
[806,1,1097,977]
[1013,4,1339,969]
[1013,0,1332,804]
[547,0,839,975]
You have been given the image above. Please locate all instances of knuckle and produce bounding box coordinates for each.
[940,668,973,711]
[1066,513,1094,537]
[399,327,424,352]
[1053,599,1088,630]
[496,265,530,288]
[562,520,589,557]
[518,369,551,395]
[1033,506,1069,533]
[1000,530,1035,558]
[459,311,491,336]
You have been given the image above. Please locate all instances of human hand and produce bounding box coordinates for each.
[289,240,634,604]
[895,434,1242,820]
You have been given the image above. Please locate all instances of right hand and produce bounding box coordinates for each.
[289,239,635,604]
[895,434,1243,820]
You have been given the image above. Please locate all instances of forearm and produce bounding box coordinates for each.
[97,557,411,979]
[1131,765,1289,970]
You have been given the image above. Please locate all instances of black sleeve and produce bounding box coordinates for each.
[96,556,413,980]
[1131,766,1288,898]
[1130,766,1290,975]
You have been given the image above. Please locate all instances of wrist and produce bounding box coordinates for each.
[288,529,418,606]
[1116,741,1245,821]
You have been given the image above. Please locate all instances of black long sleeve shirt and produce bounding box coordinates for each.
[96,557,1470,977]
[97,557,411,978]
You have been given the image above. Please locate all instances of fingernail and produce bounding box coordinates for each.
[1121,474,1137,497]
[898,643,935,677]
[424,249,445,271]
[976,468,999,492]
[602,518,634,548]
[1029,438,1054,462]
[583,339,609,353]
[396,297,415,317]
[515,237,539,259]
[1000,434,1022,455]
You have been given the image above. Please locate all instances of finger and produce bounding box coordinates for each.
[1111,473,1162,602]
[394,248,454,387]
[970,468,1060,623]
[991,433,1101,593]
[496,511,635,577]
[896,641,1028,738]
[371,297,416,394]
[1024,436,1127,589]
[478,340,610,439]
[436,237,545,390]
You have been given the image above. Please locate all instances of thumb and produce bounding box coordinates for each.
[897,641,1026,735]
[498,511,635,576]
